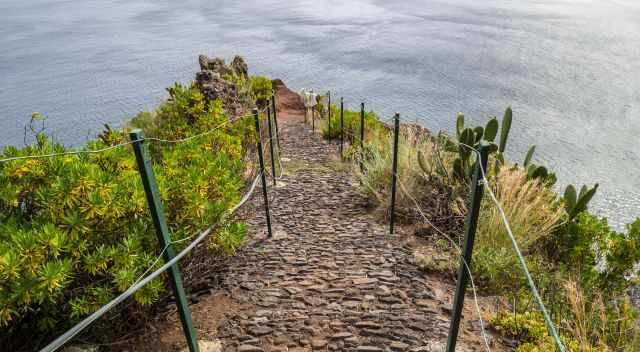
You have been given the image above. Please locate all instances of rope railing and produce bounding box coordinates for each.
[39,172,263,352]
[393,175,492,352]
[0,100,280,352]
[310,94,567,352]
[458,141,566,352]
[0,107,269,164]
[355,166,492,351]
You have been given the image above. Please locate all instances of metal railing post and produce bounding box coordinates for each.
[446,142,490,352]
[340,97,344,158]
[267,106,277,185]
[129,129,199,352]
[312,105,315,132]
[360,102,365,173]
[271,93,280,150]
[327,91,331,137]
[390,113,400,235]
[253,108,273,238]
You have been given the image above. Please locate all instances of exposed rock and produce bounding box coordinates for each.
[231,55,249,78]
[195,55,245,116]
[199,54,209,71]
[311,339,328,348]
[237,344,264,352]
[272,79,304,116]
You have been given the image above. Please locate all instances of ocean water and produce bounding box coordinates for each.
[1,0,639,228]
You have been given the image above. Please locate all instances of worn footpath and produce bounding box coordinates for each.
[209,116,497,352]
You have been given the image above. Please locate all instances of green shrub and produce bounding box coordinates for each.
[249,76,272,108]
[321,104,386,142]
[348,105,640,352]
[0,82,252,337]
[551,213,640,295]
[492,311,582,352]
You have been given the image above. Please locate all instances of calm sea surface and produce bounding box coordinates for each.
[1,0,639,228]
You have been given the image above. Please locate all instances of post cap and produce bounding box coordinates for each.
[129,128,144,140]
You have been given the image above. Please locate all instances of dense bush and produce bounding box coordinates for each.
[249,76,272,108]
[0,82,253,338]
[321,103,387,143]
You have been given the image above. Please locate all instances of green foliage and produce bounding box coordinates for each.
[326,101,639,351]
[473,246,552,293]
[321,104,386,144]
[553,213,640,294]
[0,82,253,336]
[448,112,503,181]
[492,311,582,352]
[499,107,512,153]
[249,76,272,107]
[563,183,599,221]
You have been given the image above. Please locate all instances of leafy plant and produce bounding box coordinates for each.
[491,311,581,352]
[447,109,512,181]
[520,145,555,184]
[564,184,599,221]
[0,81,254,344]
[321,103,386,143]
[249,76,272,108]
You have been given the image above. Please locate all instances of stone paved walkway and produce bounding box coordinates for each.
[212,118,495,352]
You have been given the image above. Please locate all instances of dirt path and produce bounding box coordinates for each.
[212,115,504,351]
[131,92,506,351]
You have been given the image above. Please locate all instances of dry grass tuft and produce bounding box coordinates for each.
[477,166,564,251]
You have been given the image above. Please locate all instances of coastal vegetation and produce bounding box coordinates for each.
[0,73,271,347]
[1,61,637,350]
[320,101,640,351]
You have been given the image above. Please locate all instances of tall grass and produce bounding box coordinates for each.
[563,280,639,352]
[356,126,461,221]
[477,166,564,250]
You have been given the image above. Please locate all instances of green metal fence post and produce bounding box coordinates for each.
[253,108,273,238]
[340,97,344,158]
[312,105,315,132]
[390,113,400,235]
[327,91,331,137]
[267,107,277,185]
[446,142,490,352]
[129,129,199,352]
[360,102,365,173]
[271,93,281,150]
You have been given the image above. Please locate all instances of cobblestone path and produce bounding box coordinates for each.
[215,119,492,352]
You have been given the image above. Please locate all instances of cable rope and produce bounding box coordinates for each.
[132,164,262,287]
[456,142,566,352]
[0,107,269,164]
[393,173,492,352]
[39,172,262,352]
[355,158,491,351]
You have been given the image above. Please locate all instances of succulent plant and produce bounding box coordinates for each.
[564,183,599,221]
[499,107,512,153]
[449,111,507,181]
[520,145,557,184]
[523,145,536,168]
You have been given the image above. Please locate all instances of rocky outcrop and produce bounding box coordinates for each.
[271,79,304,116]
[196,55,249,116]
[230,56,248,78]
